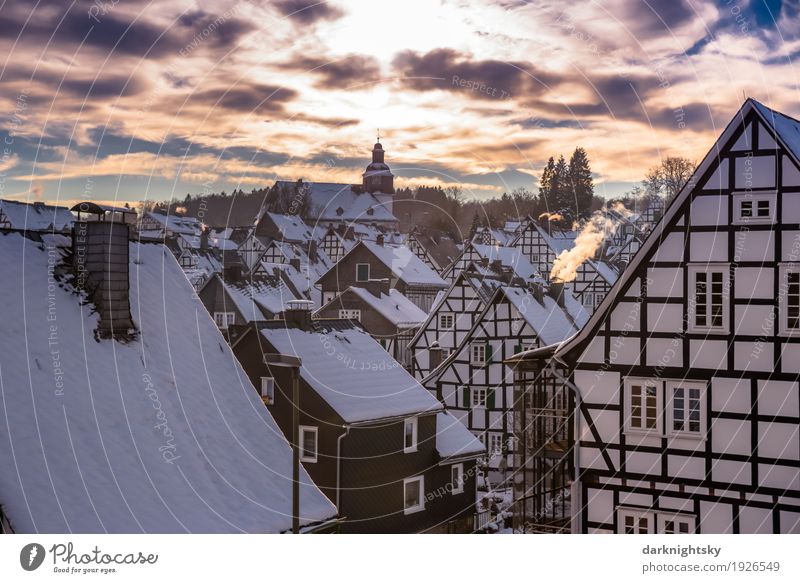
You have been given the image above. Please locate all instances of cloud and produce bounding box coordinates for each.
[184,83,299,114]
[274,0,345,24]
[391,48,557,98]
[275,54,381,89]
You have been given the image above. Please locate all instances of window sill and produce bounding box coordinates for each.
[404,505,425,515]
[300,457,317,464]
[403,447,418,454]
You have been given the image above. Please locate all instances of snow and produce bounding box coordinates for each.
[0,233,335,533]
[503,286,582,346]
[220,274,298,321]
[435,412,484,458]
[259,323,442,423]
[345,287,428,328]
[587,259,619,285]
[752,98,800,156]
[0,200,74,231]
[266,212,313,243]
[361,241,447,287]
[472,244,540,281]
[275,181,397,223]
[140,212,202,236]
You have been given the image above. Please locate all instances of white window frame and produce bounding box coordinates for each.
[450,463,464,494]
[403,417,418,453]
[438,312,454,329]
[214,311,235,329]
[582,292,594,309]
[624,378,663,435]
[471,387,487,408]
[338,308,361,321]
[403,476,425,514]
[732,191,776,225]
[617,507,654,534]
[687,264,730,334]
[356,263,370,282]
[666,380,706,438]
[779,263,800,336]
[489,433,503,456]
[470,342,487,365]
[260,376,275,405]
[299,425,318,463]
[657,512,696,534]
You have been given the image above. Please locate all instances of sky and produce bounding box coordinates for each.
[0,0,799,207]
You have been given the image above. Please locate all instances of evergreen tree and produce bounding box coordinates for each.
[538,157,556,210]
[567,147,594,217]
[552,155,568,210]
[468,211,481,240]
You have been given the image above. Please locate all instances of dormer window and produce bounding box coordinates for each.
[367,208,374,216]
[336,207,344,216]
[733,192,775,224]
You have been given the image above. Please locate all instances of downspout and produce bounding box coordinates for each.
[336,425,350,512]
[547,360,583,535]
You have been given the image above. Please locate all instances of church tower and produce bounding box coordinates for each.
[362,137,395,217]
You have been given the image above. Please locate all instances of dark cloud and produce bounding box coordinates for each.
[290,113,360,127]
[391,48,557,99]
[274,0,344,24]
[187,83,298,113]
[620,0,695,34]
[275,54,381,89]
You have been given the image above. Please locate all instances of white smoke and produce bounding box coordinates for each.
[550,211,617,283]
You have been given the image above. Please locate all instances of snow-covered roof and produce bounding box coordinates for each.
[0,199,74,231]
[503,286,583,346]
[361,241,448,288]
[275,181,397,223]
[435,412,484,459]
[471,244,540,281]
[219,273,299,321]
[141,211,203,236]
[345,287,427,328]
[258,322,442,423]
[587,259,619,285]
[0,233,335,533]
[752,99,800,155]
[266,212,313,243]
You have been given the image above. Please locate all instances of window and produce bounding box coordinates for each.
[582,292,594,309]
[438,313,454,329]
[530,253,539,263]
[658,513,695,534]
[733,192,776,224]
[625,378,662,434]
[617,508,654,534]
[260,377,275,405]
[403,476,425,514]
[299,426,318,463]
[214,311,235,329]
[667,381,705,436]
[451,463,464,494]
[688,265,729,333]
[594,293,605,307]
[471,342,487,365]
[471,387,487,408]
[780,264,800,336]
[356,263,370,282]
[403,417,418,453]
[338,309,361,321]
[489,433,503,456]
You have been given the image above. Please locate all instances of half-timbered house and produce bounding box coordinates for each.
[407,227,462,274]
[317,239,448,312]
[508,218,578,282]
[0,199,74,232]
[423,282,588,483]
[231,306,484,533]
[510,99,800,534]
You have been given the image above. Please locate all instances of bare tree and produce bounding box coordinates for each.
[644,156,696,202]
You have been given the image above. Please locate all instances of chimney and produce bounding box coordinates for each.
[530,282,545,305]
[490,258,503,272]
[71,203,135,338]
[480,256,489,268]
[344,226,355,240]
[429,341,443,371]
[289,257,301,271]
[548,281,565,308]
[284,299,314,329]
[376,233,385,246]
[308,239,318,262]
[364,278,390,297]
[200,227,210,250]
[224,263,243,282]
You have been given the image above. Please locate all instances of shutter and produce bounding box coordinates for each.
[514,344,523,354]
[486,343,494,363]
[487,389,496,409]
[462,386,470,408]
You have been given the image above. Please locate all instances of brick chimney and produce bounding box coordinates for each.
[71,202,136,338]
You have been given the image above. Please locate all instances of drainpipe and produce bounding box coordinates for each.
[547,360,583,535]
[336,425,350,512]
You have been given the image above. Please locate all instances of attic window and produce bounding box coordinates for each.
[733,192,776,224]
[336,207,344,216]
[367,208,374,215]
[356,263,370,282]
